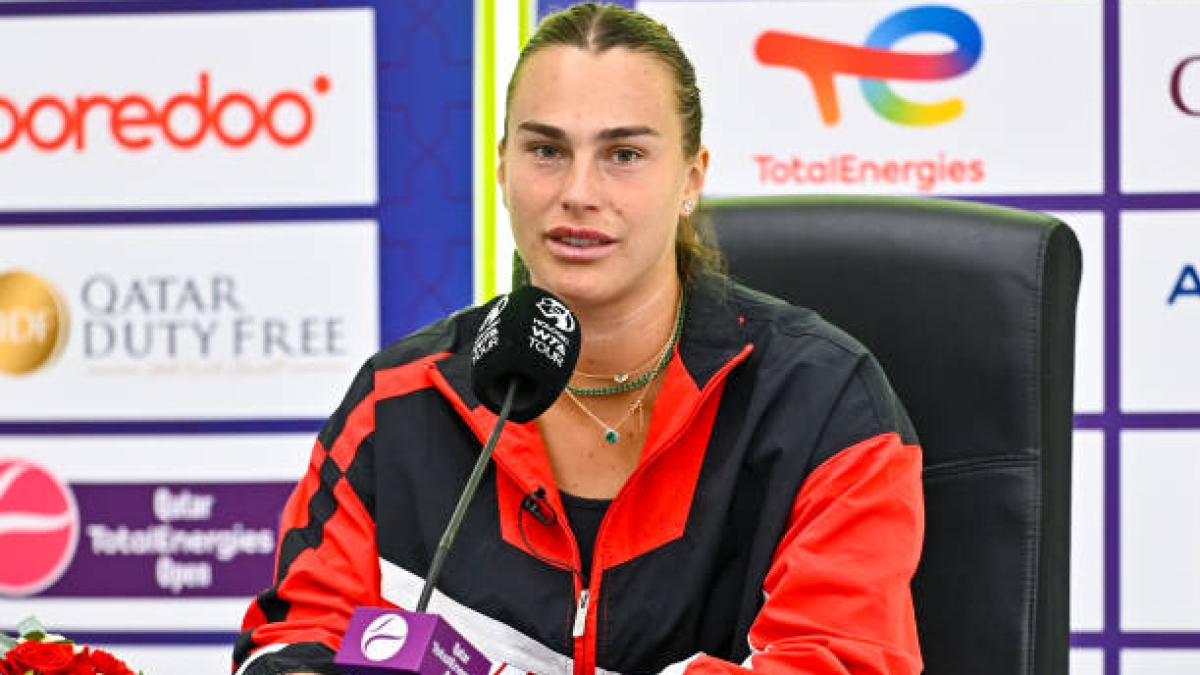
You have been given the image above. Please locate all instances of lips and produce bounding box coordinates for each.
[547,227,614,246]
[545,227,616,260]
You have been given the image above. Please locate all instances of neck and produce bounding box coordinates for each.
[571,279,682,379]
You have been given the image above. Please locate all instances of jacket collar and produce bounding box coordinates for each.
[430,274,752,491]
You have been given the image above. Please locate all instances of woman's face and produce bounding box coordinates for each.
[499,46,708,310]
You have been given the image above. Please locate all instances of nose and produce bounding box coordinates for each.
[560,156,601,215]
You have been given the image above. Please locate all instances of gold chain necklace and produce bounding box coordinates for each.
[564,378,655,444]
[566,289,685,397]
[572,338,667,384]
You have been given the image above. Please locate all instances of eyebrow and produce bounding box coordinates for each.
[516,121,659,141]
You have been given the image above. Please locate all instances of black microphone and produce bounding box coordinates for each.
[336,286,580,675]
[470,284,582,422]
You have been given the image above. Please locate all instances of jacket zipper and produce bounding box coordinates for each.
[572,344,753,675]
[572,588,590,638]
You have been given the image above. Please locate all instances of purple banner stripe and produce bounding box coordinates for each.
[947,194,1110,212]
[1103,2,1122,674]
[0,0,374,18]
[70,631,236,646]
[949,193,1200,212]
[1076,413,1200,430]
[0,206,376,226]
[1111,414,1200,429]
[1074,632,1200,649]
[0,419,324,435]
[1117,193,1200,210]
[1073,632,1107,649]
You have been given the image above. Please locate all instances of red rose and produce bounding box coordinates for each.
[4,640,77,674]
[86,649,134,675]
[68,648,97,675]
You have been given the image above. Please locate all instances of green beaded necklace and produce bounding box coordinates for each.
[566,290,686,397]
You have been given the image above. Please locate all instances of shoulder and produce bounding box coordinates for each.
[727,280,874,369]
[315,305,487,448]
[717,279,917,452]
[366,303,489,374]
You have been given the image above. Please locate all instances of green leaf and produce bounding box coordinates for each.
[16,616,45,639]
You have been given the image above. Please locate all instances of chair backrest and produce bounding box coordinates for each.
[706,195,1081,675]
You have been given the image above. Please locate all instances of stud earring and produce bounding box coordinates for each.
[682,199,694,215]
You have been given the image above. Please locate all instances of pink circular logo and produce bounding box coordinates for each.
[0,458,79,595]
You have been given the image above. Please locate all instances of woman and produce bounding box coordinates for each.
[233,4,924,675]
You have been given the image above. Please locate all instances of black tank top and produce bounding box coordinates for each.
[559,491,611,580]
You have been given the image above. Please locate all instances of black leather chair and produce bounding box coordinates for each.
[705,195,1081,675]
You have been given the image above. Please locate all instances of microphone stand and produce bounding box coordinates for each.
[416,379,518,612]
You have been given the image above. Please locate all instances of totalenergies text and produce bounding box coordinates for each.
[0,72,330,152]
[754,152,985,193]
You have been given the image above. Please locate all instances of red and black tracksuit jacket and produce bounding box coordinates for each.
[234,277,924,675]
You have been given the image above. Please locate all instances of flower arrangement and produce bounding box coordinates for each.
[0,618,141,675]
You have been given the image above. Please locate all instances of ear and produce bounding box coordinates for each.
[496,140,509,209]
[683,145,710,206]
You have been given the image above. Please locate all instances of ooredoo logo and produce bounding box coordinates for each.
[361,613,409,662]
[755,5,982,126]
[0,270,70,376]
[0,458,80,596]
[0,72,331,152]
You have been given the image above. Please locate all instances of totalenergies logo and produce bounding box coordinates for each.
[0,270,69,376]
[755,5,983,126]
[0,72,330,152]
[0,458,80,596]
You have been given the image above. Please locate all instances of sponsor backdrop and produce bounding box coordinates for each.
[612,1,1198,674]
[0,0,472,673]
[3,0,1199,674]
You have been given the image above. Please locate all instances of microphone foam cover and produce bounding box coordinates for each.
[470,285,581,423]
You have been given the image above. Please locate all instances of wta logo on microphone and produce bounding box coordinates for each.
[362,614,410,662]
[531,297,574,367]
[471,296,507,365]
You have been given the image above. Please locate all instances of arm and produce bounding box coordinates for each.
[233,366,384,675]
[683,431,924,675]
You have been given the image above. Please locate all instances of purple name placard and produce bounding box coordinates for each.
[336,608,492,675]
[41,481,293,597]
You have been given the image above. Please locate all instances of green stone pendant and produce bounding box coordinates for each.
[604,429,620,444]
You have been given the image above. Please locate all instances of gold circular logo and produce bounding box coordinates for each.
[0,270,70,376]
